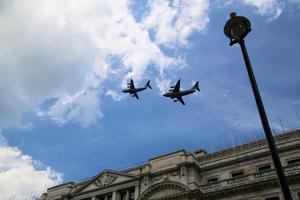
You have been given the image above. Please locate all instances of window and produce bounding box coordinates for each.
[207,177,220,187]
[258,165,271,172]
[229,171,247,183]
[207,177,218,184]
[231,171,244,178]
[256,164,272,178]
[265,197,280,200]
[287,158,300,165]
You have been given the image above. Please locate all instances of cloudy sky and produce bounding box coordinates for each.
[0,0,300,198]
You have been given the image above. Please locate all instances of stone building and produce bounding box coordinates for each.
[43,129,300,200]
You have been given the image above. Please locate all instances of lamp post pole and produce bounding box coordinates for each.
[224,13,292,200]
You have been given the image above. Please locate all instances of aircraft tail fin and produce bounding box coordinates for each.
[192,81,200,91]
[145,80,152,89]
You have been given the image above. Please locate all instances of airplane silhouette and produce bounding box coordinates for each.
[163,79,200,105]
[122,79,152,99]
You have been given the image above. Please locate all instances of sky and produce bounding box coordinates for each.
[0,0,300,198]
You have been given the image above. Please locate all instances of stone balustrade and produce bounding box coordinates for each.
[200,164,300,193]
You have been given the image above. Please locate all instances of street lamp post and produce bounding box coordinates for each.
[224,13,293,200]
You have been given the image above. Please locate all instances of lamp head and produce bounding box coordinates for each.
[224,12,251,45]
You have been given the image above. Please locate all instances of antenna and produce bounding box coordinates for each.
[269,121,275,134]
[225,131,231,149]
[230,130,237,158]
[253,129,259,148]
[279,117,285,132]
[245,127,252,149]
[272,121,278,144]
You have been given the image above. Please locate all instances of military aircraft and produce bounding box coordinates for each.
[122,79,152,99]
[163,79,200,105]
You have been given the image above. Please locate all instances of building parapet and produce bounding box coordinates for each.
[197,129,300,166]
[200,163,300,193]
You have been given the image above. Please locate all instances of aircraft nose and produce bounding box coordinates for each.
[163,93,167,97]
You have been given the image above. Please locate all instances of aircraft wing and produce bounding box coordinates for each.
[132,92,139,99]
[176,96,185,105]
[172,80,180,93]
[129,79,135,89]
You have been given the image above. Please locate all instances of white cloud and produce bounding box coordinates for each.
[0,1,212,195]
[0,139,62,199]
[0,0,210,128]
[241,0,285,20]
[143,0,210,46]
[106,90,124,101]
[39,89,103,127]
[155,78,173,95]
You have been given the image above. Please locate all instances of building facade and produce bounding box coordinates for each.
[43,129,300,200]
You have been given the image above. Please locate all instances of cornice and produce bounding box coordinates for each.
[140,161,200,177]
[198,139,300,171]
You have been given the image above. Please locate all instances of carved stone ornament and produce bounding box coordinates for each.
[94,173,117,187]
[154,171,179,183]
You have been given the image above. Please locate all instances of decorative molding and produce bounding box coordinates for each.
[137,181,190,200]
[94,172,117,187]
[154,171,179,183]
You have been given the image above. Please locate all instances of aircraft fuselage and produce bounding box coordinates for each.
[122,87,146,93]
[163,90,195,98]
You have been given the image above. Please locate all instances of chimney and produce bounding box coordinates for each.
[194,149,207,158]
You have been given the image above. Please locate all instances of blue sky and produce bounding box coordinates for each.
[0,0,300,198]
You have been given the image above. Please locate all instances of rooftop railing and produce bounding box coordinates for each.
[197,129,300,165]
[200,163,300,192]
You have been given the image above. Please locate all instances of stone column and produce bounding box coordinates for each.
[112,191,117,200]
[91,197,96,200]
[126,190,130,200]
[134,185,139,200]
